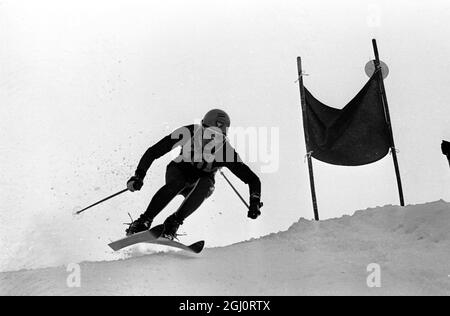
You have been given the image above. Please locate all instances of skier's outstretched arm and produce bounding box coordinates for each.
[135,135,177,179]
[225,154,262,219]
[127,125,193,191]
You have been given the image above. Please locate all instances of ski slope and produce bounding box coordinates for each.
[1,201,450,296]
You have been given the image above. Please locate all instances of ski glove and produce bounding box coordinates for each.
[127,176,143,192]
[248,200,263,220]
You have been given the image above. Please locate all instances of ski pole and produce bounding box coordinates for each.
[75,188,128,215]
[219,170,249,209]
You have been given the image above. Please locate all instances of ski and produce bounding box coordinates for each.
[143,238,205,254]
[108,224,205,253]
[108,224,164,251]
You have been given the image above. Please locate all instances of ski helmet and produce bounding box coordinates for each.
[202,109,230,134]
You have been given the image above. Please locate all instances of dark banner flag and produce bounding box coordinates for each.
[297,40,405,221]
[304,72,391,166]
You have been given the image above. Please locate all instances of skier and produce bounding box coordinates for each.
[125,109,263,239]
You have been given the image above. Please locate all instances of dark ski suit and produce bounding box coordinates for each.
[134,124,261,223]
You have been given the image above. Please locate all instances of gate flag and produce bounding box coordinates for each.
[304,71,391,166]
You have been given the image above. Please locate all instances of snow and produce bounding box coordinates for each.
[1,200,450,296]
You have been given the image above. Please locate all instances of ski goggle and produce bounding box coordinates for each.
[202,121,228,136]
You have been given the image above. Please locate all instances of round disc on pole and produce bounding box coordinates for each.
[365,60,389,79]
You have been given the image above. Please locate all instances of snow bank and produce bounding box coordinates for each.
[1,201,450,295]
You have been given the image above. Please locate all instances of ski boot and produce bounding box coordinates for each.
[125,214,153,236]
[162,214,183,240]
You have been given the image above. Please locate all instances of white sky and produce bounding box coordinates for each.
[1,0,450,269]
